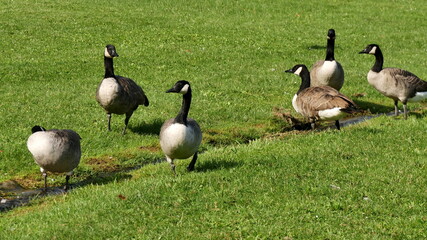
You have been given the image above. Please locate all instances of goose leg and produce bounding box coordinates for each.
[64,171,73,191]
[403,103,408,120]
[42,172,48,192]
[187,152,198,172]
[107,113,112,131]
[64,175,71,191]
[166,156,176,176]
[335,120,341,130]
[394,100,399,116]
[122,112,134,135]
[310,121,316,130]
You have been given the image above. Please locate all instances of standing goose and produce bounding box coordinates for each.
[310,29,345,91]
[285,64,357,130]
[359,44,427,119]
[96,44,149,134]
[27,126,81,191]
[159,80,202,174]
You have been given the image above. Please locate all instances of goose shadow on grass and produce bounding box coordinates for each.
[195,158,242,173]
[307,45,326,50]
[353,99,394,114]
[353,99,425,119]
[129,118,164,135]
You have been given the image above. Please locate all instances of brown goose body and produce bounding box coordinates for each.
[96,75,148,115]
[96,45,149,134]
[359,44,427,119]
[367,68,427,102]
[286,64,357,130]
[310,29,344,91]
[294,86,356,122]
[27,126,81,190]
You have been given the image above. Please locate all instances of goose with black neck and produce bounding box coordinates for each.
[285,64,357,130]
[96,44,149,134]
[160,80,202,175]
[359,44,427,119]
[310,29,344,91]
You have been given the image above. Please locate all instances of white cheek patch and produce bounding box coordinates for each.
[179,84,190,94]
[294,67,303,76]
[369,46,377,55]
[104,48,112,58]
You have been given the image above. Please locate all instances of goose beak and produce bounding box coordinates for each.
[284,69,293,73]
[166,88,176,93]
[359,49,368,54]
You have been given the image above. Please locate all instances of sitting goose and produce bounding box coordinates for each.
[310,29,344,91]
[359,44,427,119]
[285,64,358,130]
[159,80,202,174]
[27,126,81,191]
[96,44,149,134]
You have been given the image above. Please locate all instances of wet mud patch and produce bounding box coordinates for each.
[86,156,121,172]
[139,146,161,152]
[1,153,163,213]
[203,125,267,147]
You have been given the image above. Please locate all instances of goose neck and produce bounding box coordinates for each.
[325,38,335,61]
[104,57,115,78]
[297,70,311,94]
[174,88,192,125]
[372,48,384,73]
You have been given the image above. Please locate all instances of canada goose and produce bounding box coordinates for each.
[285,64,357,130]
[96,44,149,134]
[310,29,344,91]
[359,44,427,119]
[159,80,202,174]
[27,126,81,191]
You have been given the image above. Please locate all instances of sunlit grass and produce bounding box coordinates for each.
[1,0,427,239]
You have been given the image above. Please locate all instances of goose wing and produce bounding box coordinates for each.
[116,76,149,106]
[298,87,355,113]
[387,68,427,92]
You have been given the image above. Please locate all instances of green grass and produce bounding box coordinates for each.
[1,117,427,239]
[1,0,427,239]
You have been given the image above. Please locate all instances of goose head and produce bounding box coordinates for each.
[327,29,336,40]
[285,64,308,76]
[166,80,191,95]
[104,44,119,58]
[31,125,46,133]
[359,44,380,55]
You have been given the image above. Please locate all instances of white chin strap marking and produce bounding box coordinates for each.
[369,46,377,55]
[294,66,303,76]
[179,84,190,94]
[104,48,112,58]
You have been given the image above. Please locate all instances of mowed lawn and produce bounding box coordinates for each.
[1,0,427,239]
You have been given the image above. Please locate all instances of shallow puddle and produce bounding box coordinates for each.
[339,111,396,128]
[0,180,66,212]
